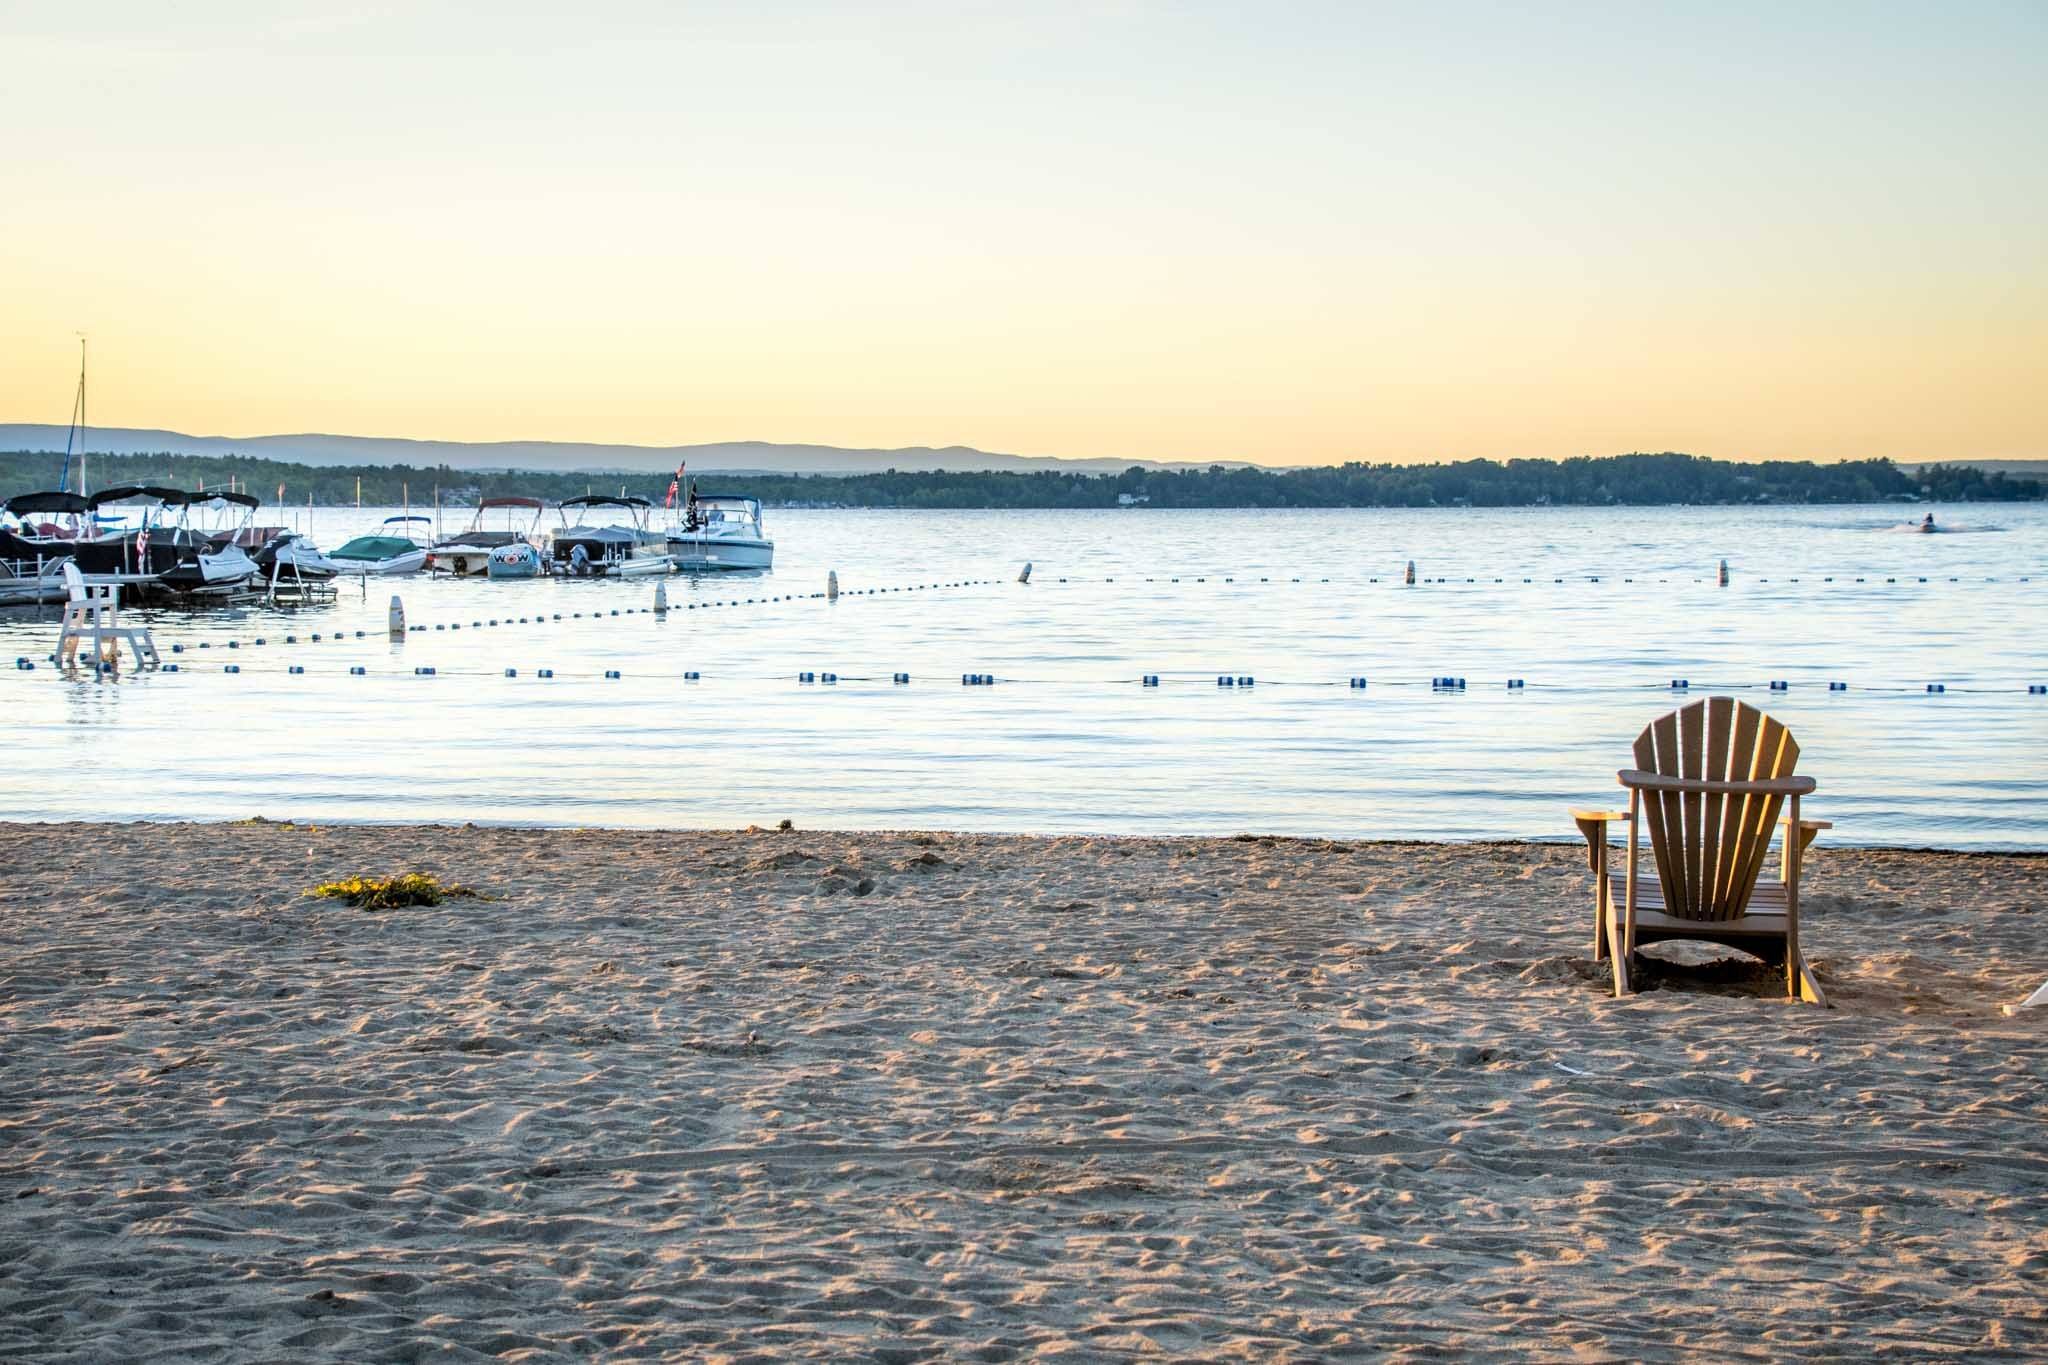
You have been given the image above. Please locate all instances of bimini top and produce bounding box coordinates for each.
[3,490,91,516]
[331,535,423,560]
[192,490,260,509]
[86,484,191,509]
[559,494,653,510]
[693,493,761,506]
[479,496,544,510]
[383,514,433,524]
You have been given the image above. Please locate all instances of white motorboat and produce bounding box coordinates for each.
[429,496,546,575]
[250,531,341,580]
[329,515,432,576]
[667,492,774,571]
[550,496,674,578]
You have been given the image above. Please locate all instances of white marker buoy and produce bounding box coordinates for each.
[2005,979,2048,1016]
[1019,562,1032,584]
[388,595,406,637]
[654,581,668,614]
[827,570,839,600]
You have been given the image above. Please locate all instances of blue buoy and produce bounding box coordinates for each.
[172,644,184,653]
[14,658,30,670]
[822,672,838,684]
[1770,680,1789,691]
[800,671,816,683]
[2030,684,2046,695]
[435,624,445,631]
[1507,679,1525,689]
[1671,679,1689,689]
[1218,675,1234,687]
[197,642,210,650]
[604,669,622,679]
[1350,677,1367,688]
[224,664,240,673]
[349,666,366,675]
[684,671,700,681]
[355,631,365,638]
[504,668,517,678]
[288,665,305,675]
[1926,683,1945,693]
[489,618,498,626]
[895,673,911,684]
[162,663,178,672]
[538,669,555,679]
[311,633,322,642]
[1142,675,1159,686]
[254,637,266,646]
[1237,676,1253,686]
[1829,681,1848,691]
[415,666,436,676]
[227,641,239,649]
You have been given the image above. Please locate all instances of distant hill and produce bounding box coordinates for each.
[0,424,1232,476]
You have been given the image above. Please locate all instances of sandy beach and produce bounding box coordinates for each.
[2,820,2043,1361]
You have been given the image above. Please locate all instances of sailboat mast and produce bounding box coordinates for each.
[77,338,88,498]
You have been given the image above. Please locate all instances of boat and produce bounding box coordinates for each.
[248,531,341,581]
[48,486,259,596]
[329,516,431,576]
[550,496,674,577]
[486,542,546,578]
[667,492,775,571]
[429,497,546,576]
[158,491,262,595]
[0,490,94,570]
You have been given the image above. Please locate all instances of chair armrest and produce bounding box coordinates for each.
[1618,770,1817,797]
[1570,809,1629,873]
[1780,816,1830,862]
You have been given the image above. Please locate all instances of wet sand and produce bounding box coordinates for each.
[2,821,2043,1360]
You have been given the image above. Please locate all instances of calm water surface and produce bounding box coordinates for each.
[4,503,2043,847]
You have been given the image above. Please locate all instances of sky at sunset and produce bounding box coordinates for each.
[3,2,2043,466]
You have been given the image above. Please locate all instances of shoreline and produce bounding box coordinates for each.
[4,821,2042,1357]
[6,817,2045,858]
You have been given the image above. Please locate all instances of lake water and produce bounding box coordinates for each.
[4,503,2043,847]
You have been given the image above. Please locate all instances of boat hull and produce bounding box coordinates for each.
[665,534,774,571]
[331,547,429,576]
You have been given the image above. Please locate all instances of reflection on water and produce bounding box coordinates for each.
[4,503,2044,848]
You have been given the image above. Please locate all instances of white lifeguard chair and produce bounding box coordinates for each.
[57,562,159,670]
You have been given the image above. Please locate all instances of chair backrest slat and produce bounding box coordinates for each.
[1700,696,1733,917]
[1635,713,1684,914]
[1632,699,1800,921]
[1679,700,1705,917]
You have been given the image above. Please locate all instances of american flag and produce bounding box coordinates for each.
[665,462,685,509]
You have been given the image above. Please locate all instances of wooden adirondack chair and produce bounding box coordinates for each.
[1571,698,1831,1005]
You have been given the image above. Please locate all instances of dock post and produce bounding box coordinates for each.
[1718,558,1730,587]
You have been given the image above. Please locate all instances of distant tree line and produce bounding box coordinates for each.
[1,449,2037,510]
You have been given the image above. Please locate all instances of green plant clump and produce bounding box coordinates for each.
[307,873,489,909]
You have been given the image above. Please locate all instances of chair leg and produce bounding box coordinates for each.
[1793,949,1827,1007]
[1606,910,1632,997]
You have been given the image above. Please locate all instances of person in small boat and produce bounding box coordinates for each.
[1922,513,1936,533]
